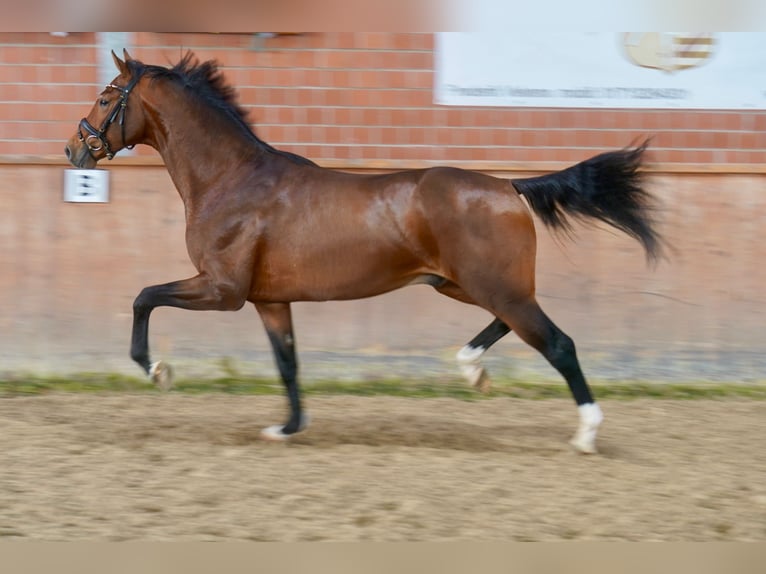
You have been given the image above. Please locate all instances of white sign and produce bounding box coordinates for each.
[435,33,766,109]
[63,169,110,203]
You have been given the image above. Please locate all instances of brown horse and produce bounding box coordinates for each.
[66,50,662,453]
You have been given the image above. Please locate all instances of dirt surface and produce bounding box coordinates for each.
[0,394,764,541]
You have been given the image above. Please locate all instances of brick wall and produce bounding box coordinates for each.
[0,33,98,155]
[1,32,764,168]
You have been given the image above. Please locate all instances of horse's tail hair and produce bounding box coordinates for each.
[512,140,663,263]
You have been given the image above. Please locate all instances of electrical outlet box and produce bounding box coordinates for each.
[63,169,110,203]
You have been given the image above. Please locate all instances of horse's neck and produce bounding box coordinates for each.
[146,103,263,207]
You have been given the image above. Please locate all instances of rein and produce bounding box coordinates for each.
[77,71,142,160]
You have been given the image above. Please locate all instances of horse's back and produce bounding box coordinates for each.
[319,163,538,271]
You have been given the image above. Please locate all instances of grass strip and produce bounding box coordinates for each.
[0,373,764,400]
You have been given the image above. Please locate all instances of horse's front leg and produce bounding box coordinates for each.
[131,273,246,389]
[254,302,308,440]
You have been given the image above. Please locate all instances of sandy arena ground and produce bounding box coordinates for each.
[0,393,764,541]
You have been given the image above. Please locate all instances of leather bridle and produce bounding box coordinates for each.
[77,72,142,160]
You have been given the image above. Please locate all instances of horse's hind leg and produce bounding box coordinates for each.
[457,318,511,392]
[254,302,308,440]
[494,297,603,454]
[435,282,510,392]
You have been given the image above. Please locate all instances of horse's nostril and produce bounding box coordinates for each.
[64,145,71,160]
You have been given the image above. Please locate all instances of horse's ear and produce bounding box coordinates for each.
[122,48,134,62]
[111,50,129,75]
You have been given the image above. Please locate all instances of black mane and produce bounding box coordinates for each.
[129,53,317,167]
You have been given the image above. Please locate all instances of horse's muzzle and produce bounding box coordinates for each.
[64,137,98,169]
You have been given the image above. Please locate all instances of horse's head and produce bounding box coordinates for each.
[65,49,146,168]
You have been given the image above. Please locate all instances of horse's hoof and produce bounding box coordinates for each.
[569,434,598,454]
[260,414,310,442]
[260,425,293,442]
[471,368,491,393]
[149,361,174,391]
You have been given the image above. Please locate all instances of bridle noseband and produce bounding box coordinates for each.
[78,72,142,160]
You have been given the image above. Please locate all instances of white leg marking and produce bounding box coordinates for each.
[149,361,174,391]
[456,345,489,391]
[570,403,604,454]
[260,413,311,442]
[457,344,485,364]
[260,425,292,441]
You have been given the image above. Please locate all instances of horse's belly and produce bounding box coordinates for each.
[249,246,421,302]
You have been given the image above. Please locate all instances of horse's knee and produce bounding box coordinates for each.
[213,282,247,311]
[132,286,155,314]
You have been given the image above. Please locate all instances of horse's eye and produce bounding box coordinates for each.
[99,98,109,107]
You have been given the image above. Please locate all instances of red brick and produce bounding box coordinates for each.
[0,32,762,167]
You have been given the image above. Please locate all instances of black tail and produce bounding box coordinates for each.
[512,141,663,263]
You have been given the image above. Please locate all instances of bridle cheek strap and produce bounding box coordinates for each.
[78,74,141,160]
